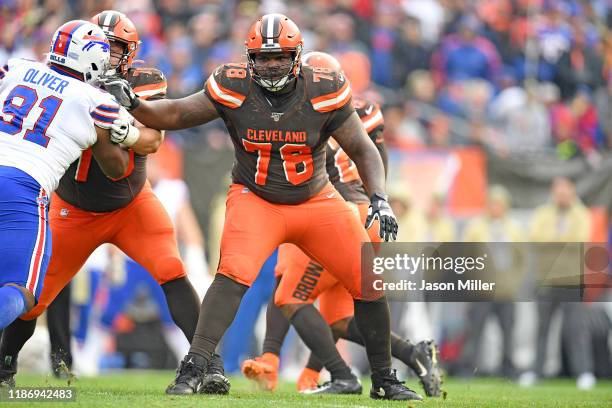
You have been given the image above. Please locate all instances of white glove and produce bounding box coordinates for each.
[110,118,140,147]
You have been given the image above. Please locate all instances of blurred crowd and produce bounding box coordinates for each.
[2,0,611,390]
[2,0,612,159]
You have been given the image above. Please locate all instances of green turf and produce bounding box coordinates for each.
[2,371,611,407]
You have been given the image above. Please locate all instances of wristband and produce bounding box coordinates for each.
[370,192,389,203]
[121,124,140,147]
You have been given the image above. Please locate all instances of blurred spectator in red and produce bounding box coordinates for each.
[551,88,601,161]
[431,14,502,88]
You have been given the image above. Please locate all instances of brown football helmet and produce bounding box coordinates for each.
[245,14,303,92]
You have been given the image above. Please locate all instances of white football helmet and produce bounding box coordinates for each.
[48,20,111,84]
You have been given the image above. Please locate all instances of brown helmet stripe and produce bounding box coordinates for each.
[261,14,280,45]
[100,11,120,32]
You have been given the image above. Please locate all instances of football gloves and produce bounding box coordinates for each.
[110,119,140,147]
[99,76,140,111]
[365,193,399,242]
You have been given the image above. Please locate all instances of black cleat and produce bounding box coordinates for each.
[370,368,423,401]
[166,354,206,395]
[301,376,362,395]
[200,353,230,395]
[409,340,442,397]
[0,355,16,388]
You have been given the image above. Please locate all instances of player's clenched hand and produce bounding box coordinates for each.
[110,118,140,147]
[99,76,140,111]
[365,193,399,242]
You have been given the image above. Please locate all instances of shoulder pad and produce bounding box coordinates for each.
[355,97,384,134]
[303,66,352,113]
[127,67,167,100]
[204,63,250,109]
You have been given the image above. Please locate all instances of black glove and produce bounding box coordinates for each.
[99,76,140,110]
[365,193,399,242]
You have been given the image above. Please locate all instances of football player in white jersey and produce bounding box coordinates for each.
[0,20,130,331]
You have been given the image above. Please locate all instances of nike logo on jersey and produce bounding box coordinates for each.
[326,192,335,198]
[415,358,428,377]
[365,105,373,115]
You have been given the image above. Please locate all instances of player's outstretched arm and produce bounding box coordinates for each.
[131,92,219,131]
[334,112,386,197]
[91,126,131,179]
[100,76,219,130]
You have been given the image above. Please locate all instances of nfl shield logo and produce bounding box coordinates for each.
[270,112,283,122]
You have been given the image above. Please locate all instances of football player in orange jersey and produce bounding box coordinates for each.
[0,11,205,386]
[241,52,441,398]
[101,14,420,401]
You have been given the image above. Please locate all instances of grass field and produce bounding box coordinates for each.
[2,371,611,407]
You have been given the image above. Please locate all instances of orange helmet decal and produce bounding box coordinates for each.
[90,10,140,75]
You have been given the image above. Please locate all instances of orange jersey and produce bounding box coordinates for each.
[204,63,353,204]
[55,67,167,212]
[325,98,384,204]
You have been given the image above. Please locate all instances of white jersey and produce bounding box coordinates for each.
[0,58,120,193]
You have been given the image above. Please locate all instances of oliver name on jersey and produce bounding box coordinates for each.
[0,58,120,194]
